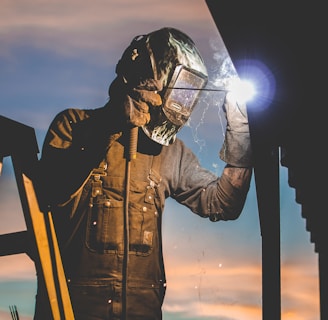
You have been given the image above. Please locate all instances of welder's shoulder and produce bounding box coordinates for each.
[52,107,97,125]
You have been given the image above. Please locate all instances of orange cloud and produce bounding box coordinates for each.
[162,258,319,319]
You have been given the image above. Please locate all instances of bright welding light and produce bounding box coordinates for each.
[210,57,275,111]
[226,78,256,104]
[232,59,276,111]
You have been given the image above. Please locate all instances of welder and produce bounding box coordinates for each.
[33,27,252,320]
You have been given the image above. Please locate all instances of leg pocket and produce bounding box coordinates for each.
[69,280,114,320]
[127,280,164,320]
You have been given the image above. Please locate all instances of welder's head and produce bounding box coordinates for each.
[112,27,208,145]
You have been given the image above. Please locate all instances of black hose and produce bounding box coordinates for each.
[122,126,138,319]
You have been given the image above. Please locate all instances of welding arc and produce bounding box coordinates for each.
[167,87,226,92]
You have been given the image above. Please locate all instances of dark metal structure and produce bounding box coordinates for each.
[206,1,326,319]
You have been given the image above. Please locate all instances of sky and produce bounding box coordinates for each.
[0,0,320,319]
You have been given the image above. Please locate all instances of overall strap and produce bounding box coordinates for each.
[148,154,162,187]
[144,154,162,204]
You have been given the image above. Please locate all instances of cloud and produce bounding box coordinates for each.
[0,0,214,62]
[162,261,319,320]
[0,254,35,280]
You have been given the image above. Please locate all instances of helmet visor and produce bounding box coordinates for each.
[142,64,208,146]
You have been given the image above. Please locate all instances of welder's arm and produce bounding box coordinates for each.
[208,165,252,221]
[168,137,252,222]
[219,92,252,167]
[207,92,253,221]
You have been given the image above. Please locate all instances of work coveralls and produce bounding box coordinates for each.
[33,105,250,320]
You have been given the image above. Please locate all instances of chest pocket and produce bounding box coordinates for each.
[85,155,162,255]
[128,165,162,255]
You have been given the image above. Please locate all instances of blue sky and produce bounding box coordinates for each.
[0,1,320,319]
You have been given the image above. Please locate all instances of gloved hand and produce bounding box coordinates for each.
[219,91,252,167]
[124,79,163,127]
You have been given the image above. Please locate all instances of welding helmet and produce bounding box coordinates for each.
[115,27,208,145]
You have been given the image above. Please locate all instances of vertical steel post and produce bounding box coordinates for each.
[253,144,281,320]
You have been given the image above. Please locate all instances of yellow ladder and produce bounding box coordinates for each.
[0,115,74,319]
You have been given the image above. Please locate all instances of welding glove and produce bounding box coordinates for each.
[219,92,252,167]
[123,79,163,127]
